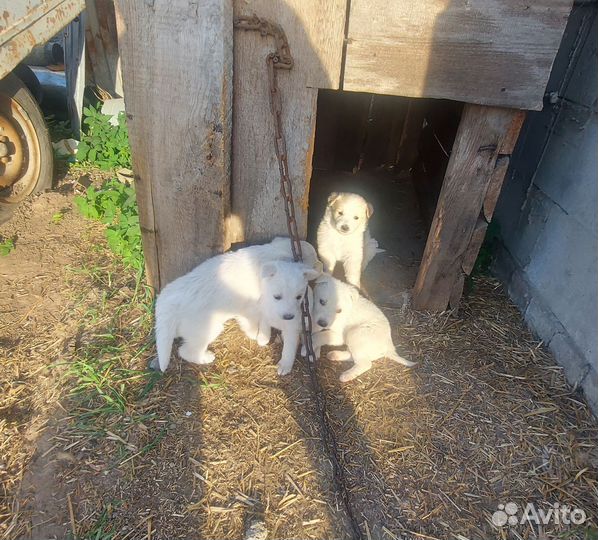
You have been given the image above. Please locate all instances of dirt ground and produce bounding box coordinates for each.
[0,170,597,540]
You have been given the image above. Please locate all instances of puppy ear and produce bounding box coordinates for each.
[327,192,341,206]
[366,203,374,219]
[302,265,322,282]
[261,262,277,278]
[312,260,323,274]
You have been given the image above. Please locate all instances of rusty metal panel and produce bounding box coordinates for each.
[0,0,84,80]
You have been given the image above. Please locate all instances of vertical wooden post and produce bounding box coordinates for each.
[64,13,86,138]
[115,0,233,289]
[412,104,525,311]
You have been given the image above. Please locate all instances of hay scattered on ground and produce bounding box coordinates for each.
[1,178,596,540]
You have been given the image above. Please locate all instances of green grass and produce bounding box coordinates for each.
[0,237,14,256]
[46,115,73,142]
[199,372,227,391]
[75,504,121,540]
[51,211,64,224]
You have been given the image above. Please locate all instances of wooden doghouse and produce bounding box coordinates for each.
[114,0,573,310]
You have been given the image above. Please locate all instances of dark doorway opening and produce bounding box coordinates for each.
[307,90,463,304]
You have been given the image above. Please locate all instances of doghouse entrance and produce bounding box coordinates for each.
[307,90,463,305]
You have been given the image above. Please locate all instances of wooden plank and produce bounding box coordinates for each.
[484,111,525,220]
[115,0,232,289]
[412,104,523,311]
[498,111,526,153]
[232,0,346,243]
[85,0,123,97]
[449,273,465,311]
[461,217,488,276]
[64,13,86,138]
[483,155,510,222]
[343,0,573,110]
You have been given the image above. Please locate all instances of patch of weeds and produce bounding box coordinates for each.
[74,179,144,272]
[45,115,72,142]
[75,503,121,540]
[76,104,131,170]
[199,372,227,391]
[0,237,15,256]
[51,211,64,224]
[66,339,159,421]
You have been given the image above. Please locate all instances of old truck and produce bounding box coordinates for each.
[0,0,85,221]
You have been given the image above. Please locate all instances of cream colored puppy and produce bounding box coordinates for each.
[310,274,415,382]
[316,192,382,288]
[154,238,321,376]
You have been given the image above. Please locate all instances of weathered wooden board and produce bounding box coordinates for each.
[232,0,346,243]
[483,155,510,222]
[85,0,123,97]
[115,0,232,289]
[412,104,524,311]
[343,0,573,110]
[64,13,86,138]
[461,217,488,276]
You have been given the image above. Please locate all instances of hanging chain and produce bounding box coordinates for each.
[234,15,364,540]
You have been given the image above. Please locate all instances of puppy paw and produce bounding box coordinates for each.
[327,350,351,362]
[277,360,294,376]
[339,370,356,383]
[199,351,215,364]
[257,333,270,347]
[300,344,307,357]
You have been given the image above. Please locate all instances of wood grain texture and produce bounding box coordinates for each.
[116,0,232,289]
[85,0,123,97]
[412,104,523,311]
[64,13,86,138]
[483,155,510,222]
[232,0,346,243]
[343,0,573,110]
[461,217,488,276]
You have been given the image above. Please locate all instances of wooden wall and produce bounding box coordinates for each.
[343,0,574,110]
[116,0,233,288]
[231,0,346,243]
[117,0,573,301]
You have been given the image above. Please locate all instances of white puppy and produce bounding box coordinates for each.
[317,192,382,289]
[155,238,321,375]
[310,274,415,382]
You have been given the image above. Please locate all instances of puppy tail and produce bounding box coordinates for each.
[363,237,384,269]
[387,349,417,367]
[155,301,177,372]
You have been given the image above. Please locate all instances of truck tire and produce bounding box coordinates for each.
[0,72,53,222]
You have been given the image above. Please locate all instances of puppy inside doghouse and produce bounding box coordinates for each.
[317,191,383,289]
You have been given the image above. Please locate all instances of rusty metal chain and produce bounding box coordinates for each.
[234,15,364,540]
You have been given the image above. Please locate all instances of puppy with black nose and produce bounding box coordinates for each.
[316,192,382,289]
[310,274,415,382]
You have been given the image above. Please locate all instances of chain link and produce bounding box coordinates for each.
[234,15,364,540]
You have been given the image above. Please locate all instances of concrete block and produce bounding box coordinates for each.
[507,269,532,312]
[524,297,560,344]
[548,332,591,389]
[581,367,598,416]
